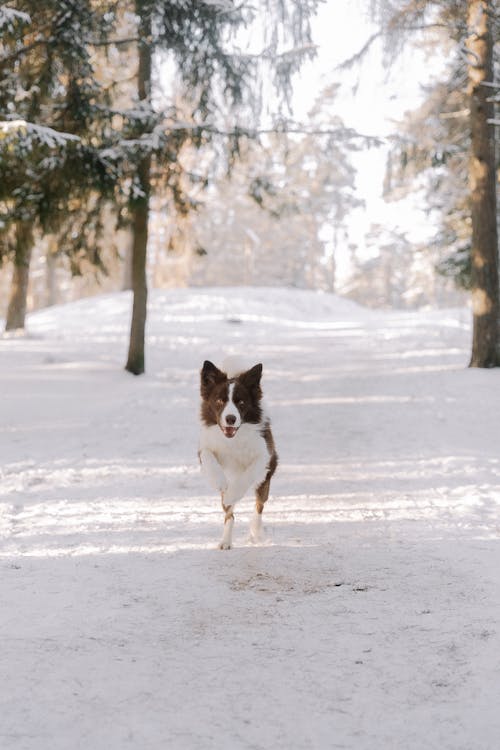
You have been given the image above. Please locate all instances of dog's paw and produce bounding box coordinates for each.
[218,541,232,550]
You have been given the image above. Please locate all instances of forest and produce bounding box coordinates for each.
[1,0,498,371]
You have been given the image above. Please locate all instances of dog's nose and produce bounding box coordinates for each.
[225,414,237,425]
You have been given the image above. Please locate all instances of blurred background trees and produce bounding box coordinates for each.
[0,0,498,368]
[372,0,499,365]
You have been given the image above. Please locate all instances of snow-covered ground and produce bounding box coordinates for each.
[1,287,499,750]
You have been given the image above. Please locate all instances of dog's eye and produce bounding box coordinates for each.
[215,398,224,406]
[237,399,245,407]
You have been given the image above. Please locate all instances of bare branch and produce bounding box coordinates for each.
[89,36,140,48]
[337,32,380,70]
[163,121,385,145]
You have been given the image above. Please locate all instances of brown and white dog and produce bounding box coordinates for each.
[199,357,278,549]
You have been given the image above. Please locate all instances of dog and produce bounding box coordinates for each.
[198,357,278,549]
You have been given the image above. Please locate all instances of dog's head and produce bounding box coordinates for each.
[200,360,263,438]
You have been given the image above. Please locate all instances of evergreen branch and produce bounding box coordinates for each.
[0,5,94,64]
[0,36,47,64]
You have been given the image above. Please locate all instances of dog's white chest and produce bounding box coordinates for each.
[200,423,266,472]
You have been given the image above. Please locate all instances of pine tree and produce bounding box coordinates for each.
[0,1,117,331]
[115,0,320,374]
[370,0,499,366]
[1,1,320,354]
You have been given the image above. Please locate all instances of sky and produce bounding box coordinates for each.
[292,0,430,135]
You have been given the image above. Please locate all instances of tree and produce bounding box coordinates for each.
[1,1,322,366]
[370,0,499,366]
[116,0,320,374]
[4,220,33,330]
[466,0,499,366]
[125,1,152,375]
[0,1,117,331]
[382,70,470,281]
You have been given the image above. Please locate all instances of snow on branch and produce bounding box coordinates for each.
[98,113,383,164]
[100,123,165,161]
[229,42,317,62]
[0,120,80,148]
[0,5,30,28]
[160,119,384,146]
[199,0,237,10]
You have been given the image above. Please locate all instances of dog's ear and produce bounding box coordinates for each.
[201,360,226,391]
[240,363,263,389]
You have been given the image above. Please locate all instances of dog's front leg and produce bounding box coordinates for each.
[219,498,234,550]
[200,451,234,550]
[199,449,228,494]
[250,477,271,543]
[223,455,268,506]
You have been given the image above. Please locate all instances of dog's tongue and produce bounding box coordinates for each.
[223,426,237,438]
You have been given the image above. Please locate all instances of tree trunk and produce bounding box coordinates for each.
[467,0,499,367]
[45,237,58,307]
[125,4,152,376]
[121,233,133,291]
[5,221,34,331]
[125,159,151,375]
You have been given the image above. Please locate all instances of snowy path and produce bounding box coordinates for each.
[1,288,500,749]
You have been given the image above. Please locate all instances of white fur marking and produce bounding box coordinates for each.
[199,422,270,506]
[221,382,241,429]
[249,509,264,543]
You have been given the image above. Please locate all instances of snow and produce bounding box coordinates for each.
[0,6,30,28]
[0,120,80,148]
[1,286,500,749]
[199,0,236,10]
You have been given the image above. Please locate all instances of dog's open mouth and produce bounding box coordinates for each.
[221,425,238,438]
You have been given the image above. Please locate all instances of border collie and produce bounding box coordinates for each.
[199,357,278,549]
